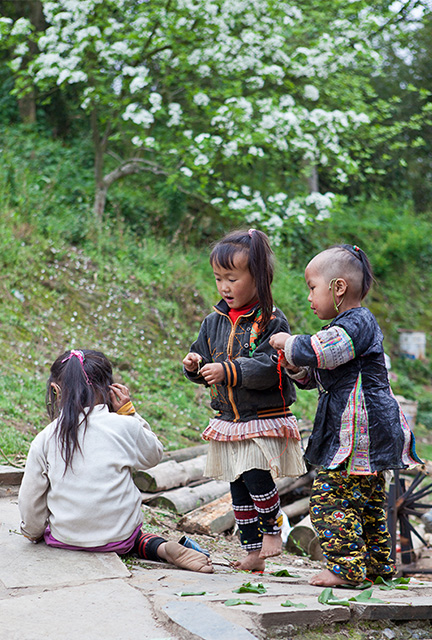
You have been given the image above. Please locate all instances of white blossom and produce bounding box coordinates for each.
[180,167,193,177]
[304,84,320,101]
[193,92,210,106]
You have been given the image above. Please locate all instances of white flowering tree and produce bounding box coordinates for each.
[2,0,415,239]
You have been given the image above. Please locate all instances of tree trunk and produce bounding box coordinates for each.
[148,480,230,514]
[177,493,234,535]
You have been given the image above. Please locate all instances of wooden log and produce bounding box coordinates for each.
[133,455,207,492]
[282,496,310,519]
[148,480,230,514]
[177,492,234,536]
[276,471,315,497]
[286,514,324,561]
[161,443,209,463]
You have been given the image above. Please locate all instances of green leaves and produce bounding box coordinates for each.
[233,582,267,594]
[318,588,385,607]
[270,569,300,578]
[281,600,307,608]
[224,599,261,607]
[373,576,410,590]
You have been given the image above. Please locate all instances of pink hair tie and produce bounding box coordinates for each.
[248,228,256,237]
[62,350,92,386]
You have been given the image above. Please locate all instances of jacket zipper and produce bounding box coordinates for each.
[215,307,256,422]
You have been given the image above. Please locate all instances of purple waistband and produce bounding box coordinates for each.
[43,524,141,554]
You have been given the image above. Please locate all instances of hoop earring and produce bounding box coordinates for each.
[328,278,344,313]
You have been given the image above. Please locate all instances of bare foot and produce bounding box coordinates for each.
[233,550,265,572]
[309,568,354,587]
[259,532,282,559]
[158,542,214,573]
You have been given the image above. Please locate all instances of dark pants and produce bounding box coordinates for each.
[310,468,396,583]
[230,468,283,551]
[132,530,166,561]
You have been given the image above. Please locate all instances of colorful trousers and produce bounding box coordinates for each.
[230,468,283,551]
[310,468,396,583]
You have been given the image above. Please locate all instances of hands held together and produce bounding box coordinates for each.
[182,352,225,385]
[183,332,299,381]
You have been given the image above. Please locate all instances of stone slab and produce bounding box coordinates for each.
[352,596,432,621]
[163,600,259,640]
[0,537,130,589]
[0,465,24,485]
[0,579,169,640]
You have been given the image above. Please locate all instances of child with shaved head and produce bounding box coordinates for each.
[270,244,422,587]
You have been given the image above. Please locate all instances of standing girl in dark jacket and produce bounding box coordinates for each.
[270,244,422,586]
[183,229,305,571]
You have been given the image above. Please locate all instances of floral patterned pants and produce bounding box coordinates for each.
[309,468,396,583]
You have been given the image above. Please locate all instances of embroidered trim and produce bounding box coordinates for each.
[311,326,355,370]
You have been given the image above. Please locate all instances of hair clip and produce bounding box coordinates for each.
[248,228,256,237]
[62,350,92,385]
[353,245,360,252]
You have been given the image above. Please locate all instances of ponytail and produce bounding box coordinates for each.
[340,244,373,299]
[47,350,113,470]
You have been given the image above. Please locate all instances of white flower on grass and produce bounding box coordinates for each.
[304,84,320,101]
[193,92,210,106]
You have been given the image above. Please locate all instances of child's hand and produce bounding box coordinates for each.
[200,363,224,385]
[109,383,131,412]
[269,332,291,351]
[183,352,202,372]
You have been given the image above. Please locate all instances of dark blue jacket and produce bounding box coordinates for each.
[185,300,296,422]
[285,307,422,473]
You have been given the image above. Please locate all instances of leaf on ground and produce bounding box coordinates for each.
[373,576,410,590]
[233,581,267,594]
[224,599,261,606]
[318,588,351,606]
[175,591,206,597]
[280,600,307,608]
[318,587,385,606]
[270,569,300,578]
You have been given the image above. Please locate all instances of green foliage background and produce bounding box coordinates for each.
[1,125,431,463]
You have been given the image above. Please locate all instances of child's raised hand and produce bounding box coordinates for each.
[200,363,224,385]
[269,332,291,351]
[183,352,202,372]
[109,383,131,412]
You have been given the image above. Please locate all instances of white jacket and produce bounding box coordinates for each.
[19,405,163,547]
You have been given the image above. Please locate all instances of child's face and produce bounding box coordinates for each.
[305,262,337,321]
[212,253,257,310]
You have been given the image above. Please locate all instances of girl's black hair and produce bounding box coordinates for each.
[209,229,274,328]
[46,349,113,470]
[340,244,373,299]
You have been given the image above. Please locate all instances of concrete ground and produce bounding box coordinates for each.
[1,469,432,640]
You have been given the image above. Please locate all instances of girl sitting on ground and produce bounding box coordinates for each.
[19,349,213,573]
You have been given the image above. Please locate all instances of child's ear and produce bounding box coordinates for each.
[334,278,348,295]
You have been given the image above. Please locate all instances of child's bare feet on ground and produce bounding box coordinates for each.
[309,568,355,587]
[159,541,214,573]
[233,550,265,572]
[259,532,282,559]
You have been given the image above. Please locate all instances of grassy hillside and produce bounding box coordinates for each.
[1,126,431,464]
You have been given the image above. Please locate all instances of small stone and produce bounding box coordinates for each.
[382,629,396,640]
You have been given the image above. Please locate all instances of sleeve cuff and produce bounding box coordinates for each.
[117,401,136,416]
[284,334,298,365]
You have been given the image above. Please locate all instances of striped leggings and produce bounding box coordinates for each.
[230,468,283,551]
